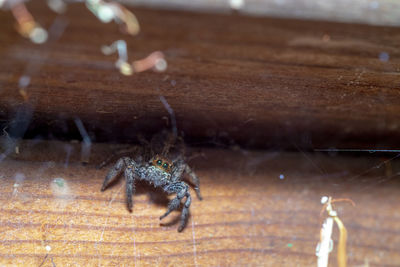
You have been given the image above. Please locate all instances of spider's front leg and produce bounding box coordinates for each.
[160,182,191,232]
[124,165,136,211]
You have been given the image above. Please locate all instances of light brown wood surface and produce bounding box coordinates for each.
[0,140,399,266]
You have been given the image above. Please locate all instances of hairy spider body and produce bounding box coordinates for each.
[100,133,202,232]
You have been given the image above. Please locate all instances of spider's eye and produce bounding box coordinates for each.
[156,160,162,165]
[163,163,169,169]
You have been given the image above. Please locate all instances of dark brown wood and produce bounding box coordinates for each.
[0,2,400,149]
[0,139,399,266]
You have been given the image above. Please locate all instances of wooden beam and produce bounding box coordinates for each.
[0,2,400,149]
[124,0,400,27]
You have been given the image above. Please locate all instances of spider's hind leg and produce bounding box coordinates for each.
[171,156,202,200]
[184,165,202,200]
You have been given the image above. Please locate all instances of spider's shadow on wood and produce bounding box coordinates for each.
[137,181,170,206]
[103,177,170,206]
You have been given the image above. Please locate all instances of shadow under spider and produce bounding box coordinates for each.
[103,178,170,207]
[159,211,188,227]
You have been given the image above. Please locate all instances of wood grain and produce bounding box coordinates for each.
[0,3,400,149]
[0,140,399,266]
[123,0,400,27]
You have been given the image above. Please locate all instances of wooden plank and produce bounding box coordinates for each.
[124,0,400,27]
[0,140,399,266]
[0,2,400,149]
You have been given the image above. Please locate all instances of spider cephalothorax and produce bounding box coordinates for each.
[100,132,202,232]
[152,155,173,174]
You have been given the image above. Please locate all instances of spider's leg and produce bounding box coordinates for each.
[159,196,181,220]
[125,167,136,211]
[101,157,134,191]
[171,160,185,182]
[97,152,119,169]
[175,135,186,156]
[160,182,191,231]
[179,192,191,232]
[101,158,125,191]
[184,165,202,200]
[161,131,177,156]
[171,160,202,199]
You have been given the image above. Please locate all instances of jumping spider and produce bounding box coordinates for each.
[100,132,202,232]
